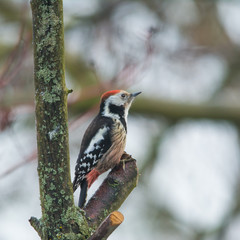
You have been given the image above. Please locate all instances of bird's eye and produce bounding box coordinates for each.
[121,93,126,98]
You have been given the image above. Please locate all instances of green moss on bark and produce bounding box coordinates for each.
[30,0,90,239]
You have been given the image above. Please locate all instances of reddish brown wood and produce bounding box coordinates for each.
[84,153,138,228]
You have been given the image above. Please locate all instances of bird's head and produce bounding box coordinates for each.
[100,90,141,119]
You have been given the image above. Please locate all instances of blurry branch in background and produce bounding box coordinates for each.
[0,0,32,133]
[66,0,164,28]
[0,0,24,22]
[68,0,121,26]
[111,26,156,88]
[190,1,232,47]
[0,108,12,130]
[221,55,240,87]
[0,150,37,179]
[139,121,172,182]
[0,27,31,89]
[69,95,240,122]
[133,97,240,123]
[1,93,240,178]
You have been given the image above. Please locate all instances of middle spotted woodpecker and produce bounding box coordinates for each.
[73,90,141,208]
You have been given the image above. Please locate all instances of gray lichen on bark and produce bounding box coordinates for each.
[30,0,91,239]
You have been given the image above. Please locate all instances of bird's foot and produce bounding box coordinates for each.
[120,152,135,170]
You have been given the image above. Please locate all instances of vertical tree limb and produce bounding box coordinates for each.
[30,1,91,239]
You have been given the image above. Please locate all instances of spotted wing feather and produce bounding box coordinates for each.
[73,115,113,191]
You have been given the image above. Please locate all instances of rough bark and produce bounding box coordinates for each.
[30,0,90,239]
[84,154,138,229]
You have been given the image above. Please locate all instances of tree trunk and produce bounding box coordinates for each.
[30,0,90,239]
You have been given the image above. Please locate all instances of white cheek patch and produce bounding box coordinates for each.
[84,126,108,154]
[107,95,124,106]
[123,101,133,122]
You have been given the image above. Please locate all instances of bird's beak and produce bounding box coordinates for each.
[131,92,142,98]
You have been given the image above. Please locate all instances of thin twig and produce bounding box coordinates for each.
[0,150,37,179]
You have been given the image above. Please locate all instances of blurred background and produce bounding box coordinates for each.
[1,0,240,239]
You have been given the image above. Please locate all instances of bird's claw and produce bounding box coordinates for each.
[120,152,134,171]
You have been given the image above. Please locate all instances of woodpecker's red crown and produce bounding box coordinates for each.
[100,90,122,103]
[100,90,141,104]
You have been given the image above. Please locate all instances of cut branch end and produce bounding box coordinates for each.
[88,211,124,240]
[109,211,124,226]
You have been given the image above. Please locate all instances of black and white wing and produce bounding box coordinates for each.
[72,115,113,191]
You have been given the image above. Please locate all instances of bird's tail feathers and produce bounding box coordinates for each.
[72,177,79,192]
[78,179,88,208]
